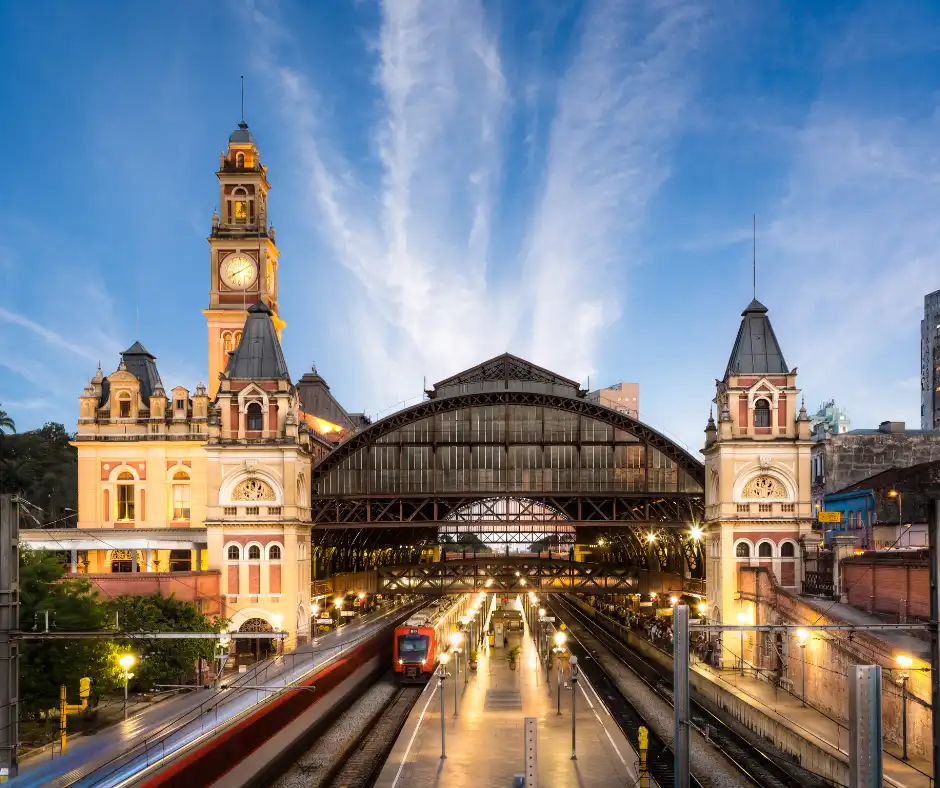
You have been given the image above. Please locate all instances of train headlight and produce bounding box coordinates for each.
[421,659,427,665]
[398,659,404,665]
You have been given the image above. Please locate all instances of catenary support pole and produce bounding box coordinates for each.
[929,497,940,777]
[0,496,19,780]
[848,665,883,787]
[673,604,690,788]
[570,656,578,760]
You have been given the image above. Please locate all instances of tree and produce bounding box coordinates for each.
[0,422,77,522]
[19,549,121,717]
[0,405,14,435]
[107,594,228,689]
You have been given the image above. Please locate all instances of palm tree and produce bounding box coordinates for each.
[0,406,14,435]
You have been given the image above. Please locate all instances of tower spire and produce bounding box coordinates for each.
[240,75,245,124]
[752,214,756,300]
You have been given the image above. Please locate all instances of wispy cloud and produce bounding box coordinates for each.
[249,0,699,408]
[525,0,703,380]
[765,105,940,426]
[0,307,102,363]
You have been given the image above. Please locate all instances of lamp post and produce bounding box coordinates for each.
[897,654,912,760]
[119,654,135,720]
[538,608,546,659]
[737,612,747,673]
[449,631,464,710]
[570,655,579,760]
[311,603,319,647]
[796,629,808,706]
[554,631,567,716]
[438,652,449,759]
[889,490,904,546]
[334,597,343,627]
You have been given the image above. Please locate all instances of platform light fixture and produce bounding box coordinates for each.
[689,526,703,541]
[670,595,678,606]
[271,613,283,630]
[334,597,343,609]
[646,532,656,543]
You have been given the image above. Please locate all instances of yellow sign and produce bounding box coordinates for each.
[818,511,842,523]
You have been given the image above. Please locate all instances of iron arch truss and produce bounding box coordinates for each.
[310,389,705,537]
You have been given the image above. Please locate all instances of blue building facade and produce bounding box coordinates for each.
[819,488,874,547]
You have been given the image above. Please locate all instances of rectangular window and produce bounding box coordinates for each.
[172,484,190,520]
[175,399,185,410]
[234,200,247,222]
[117,484,135,520]
[119,400,131,418]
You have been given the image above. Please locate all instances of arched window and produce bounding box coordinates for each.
[222,332,234,354]
[118,392,132,419]
[754,398,771,428]
[780,542,795,558]
[269,544,281,560]
[248,545,261,560]
[117,471,135,520]
[758,542,773,558]
[736,542,750,558]
[236,152,245,168]
[246,402,264,431]
[233,188,248,223]
[110,549,135,573]
[172,470,190,521]
[227,545,240,561]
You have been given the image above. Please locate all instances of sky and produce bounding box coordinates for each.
[1,0,939,454]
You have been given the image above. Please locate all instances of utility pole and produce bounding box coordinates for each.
[0,496,18,781]
[928,497,940,775]
[673,604,690,788]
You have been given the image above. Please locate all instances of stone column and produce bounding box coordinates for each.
[70,550,78,574]
[830,534,858,602]
[131,550,139,573]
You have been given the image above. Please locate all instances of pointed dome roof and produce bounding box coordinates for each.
[119,341,164,400]
[724,299,789,377]
[224,300,290,380]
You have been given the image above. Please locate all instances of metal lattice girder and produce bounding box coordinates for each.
[311,493,704,526]
[310,390,705,486]
[375,556,642,595]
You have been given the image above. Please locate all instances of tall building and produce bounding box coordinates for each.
[587,381,640,418]
[29,117,340,653]
[921,289,940,429]
[703,299,813,653]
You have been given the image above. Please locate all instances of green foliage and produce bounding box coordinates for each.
[107,594,228,689]
[0,405,14,435]
[19,549,121,717]
[0,422,77,522]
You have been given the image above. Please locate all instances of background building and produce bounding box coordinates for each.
[587,381,640,418]
[809,399,851,440]
[921,288,940,429]
[810,420,940,512]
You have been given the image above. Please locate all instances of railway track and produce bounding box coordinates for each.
[552,595,831,788]
[324,684,423,788]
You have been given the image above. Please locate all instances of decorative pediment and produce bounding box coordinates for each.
[747,378,781,407]
[742,475,786,499]
[232,478,276,501]
[431,353,581,393]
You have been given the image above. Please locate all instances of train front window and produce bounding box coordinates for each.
[398,634,430,662]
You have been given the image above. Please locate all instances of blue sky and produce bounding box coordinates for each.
[2,0,939,452]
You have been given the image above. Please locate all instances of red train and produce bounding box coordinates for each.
[393,596,473,682]
[393,624,437,682]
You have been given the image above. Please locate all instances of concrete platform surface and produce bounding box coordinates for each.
[375,621,641,788]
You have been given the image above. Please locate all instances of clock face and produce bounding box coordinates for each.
[220,254,258,290]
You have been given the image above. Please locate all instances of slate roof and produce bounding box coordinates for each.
[229,120,255,145]
[724,299,789,378]
[431,353,582,393]
[223,300,290,380]
[100,341,164,406]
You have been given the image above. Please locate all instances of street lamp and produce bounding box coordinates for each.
[438,652,449,759]
[737,613,747,673]
[449,631,464,711]
[553,631,567,716]
[570,655,579,760]
[796,629,809,706]
[119,654,135,720]
[889,490,904,544]
[897,654,912,760]
[311,604,319,647]
[670,595,679,606]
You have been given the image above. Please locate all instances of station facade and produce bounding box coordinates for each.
[28,116,817,651]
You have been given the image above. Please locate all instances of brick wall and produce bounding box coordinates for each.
[842,556,930,620]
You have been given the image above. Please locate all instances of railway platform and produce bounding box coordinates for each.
[375,620,642,788]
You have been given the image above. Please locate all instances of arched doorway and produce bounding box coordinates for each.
[236,617,275,663]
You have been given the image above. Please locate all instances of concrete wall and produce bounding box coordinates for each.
[82,570,222,615]
[741,567,933,761]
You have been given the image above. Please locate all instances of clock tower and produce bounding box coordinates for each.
[204,118,285,398]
